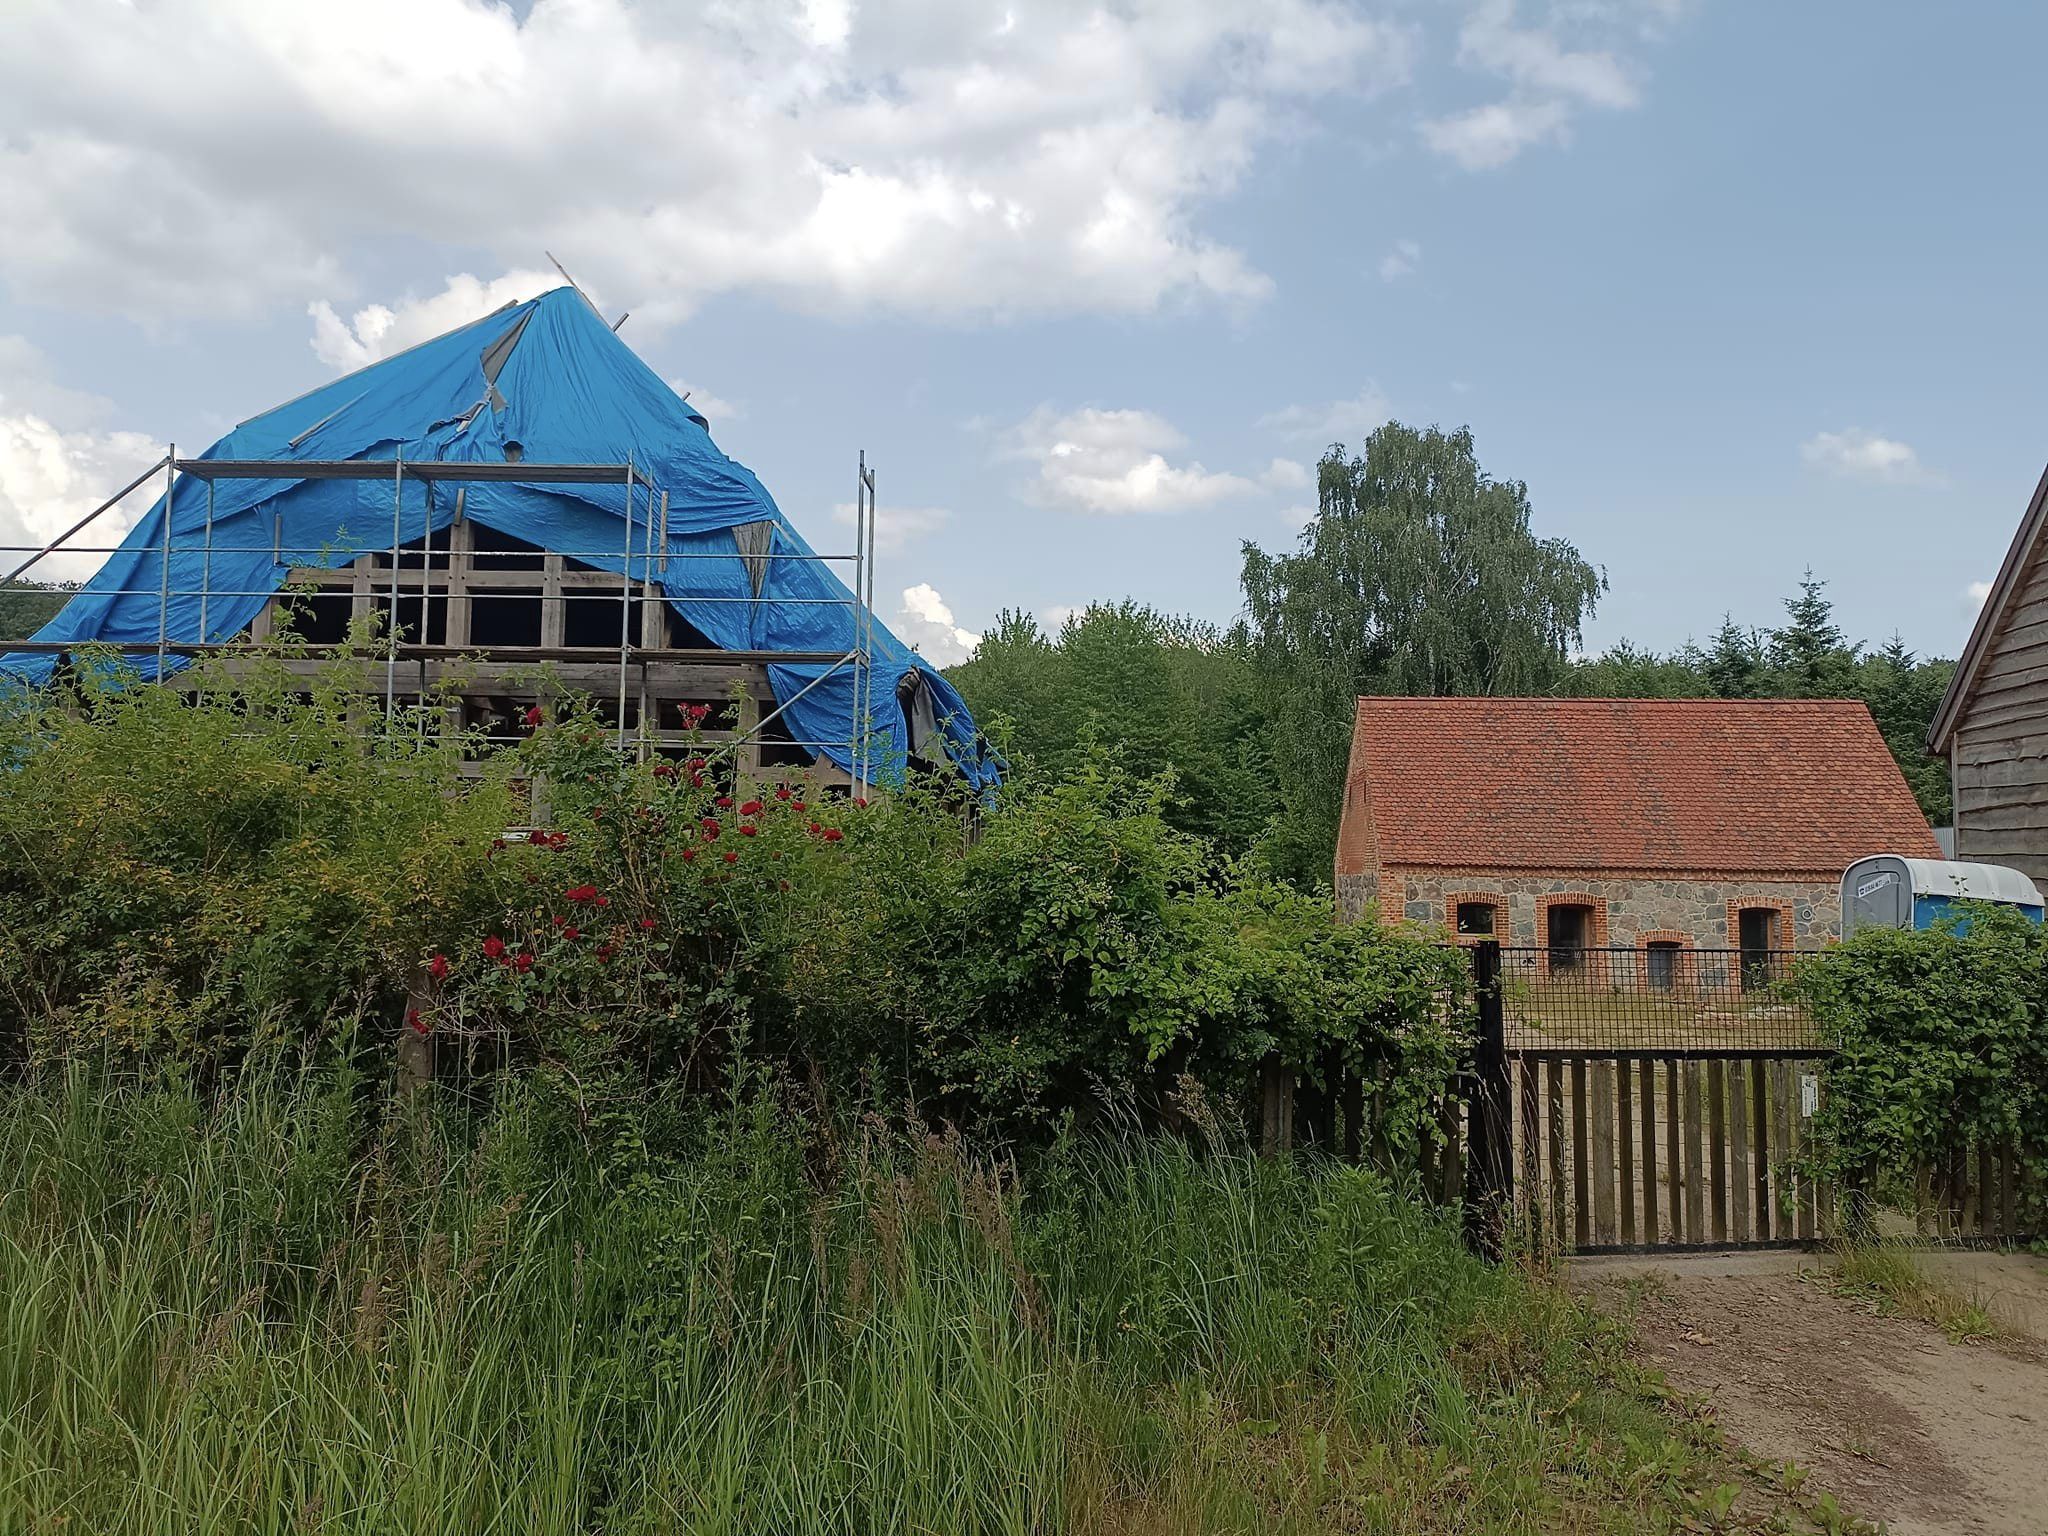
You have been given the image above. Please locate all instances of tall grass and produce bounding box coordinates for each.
[0,1067,1710,1533]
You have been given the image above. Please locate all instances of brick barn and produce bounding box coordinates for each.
[1334,697,1940,960]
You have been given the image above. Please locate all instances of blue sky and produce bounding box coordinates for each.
[1,0,2039,665]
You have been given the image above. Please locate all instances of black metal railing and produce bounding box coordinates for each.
[1492,945,1820,1053]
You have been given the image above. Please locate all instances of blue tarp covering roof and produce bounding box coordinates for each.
[5,287,996,789]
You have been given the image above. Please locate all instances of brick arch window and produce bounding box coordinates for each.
[1536,893,1609,976]
[1635,929,1695,992]
[1726,898,1797,991]
[1443,891,1505,943]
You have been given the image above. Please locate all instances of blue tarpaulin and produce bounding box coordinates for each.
[5,287,996,789]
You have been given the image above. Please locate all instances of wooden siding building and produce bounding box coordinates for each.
[1930,463,2048,883]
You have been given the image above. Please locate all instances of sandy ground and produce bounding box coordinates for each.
[1574,1249,2048,1536]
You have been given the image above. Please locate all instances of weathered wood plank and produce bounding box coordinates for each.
[1639,1059,1660,1245]
[1547,1060,1567,1247]
[2001,1141,2020,1239]
[1795,1065,1817,1241]
[1707,1061,1728,1244]
[1519,1058,1541,1248]
[1666,1062,1684,1247]
[1682,1063,1705,1246]
[1590,1060,1617,1244]
[1571,1059,1590,1250]
[1773,1062,1796,1238]
[1617,1061,1637,1248]
[1729,1063,1752,1242]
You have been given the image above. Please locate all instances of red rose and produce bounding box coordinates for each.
[407,1007,431,1036]
[563,925,581,942]
[594,895,610,908]
[722,850,739,865]
[792,800,807,813]
[653,762,676,780]
[522,705,543,728]
[680,847,697,863]
[740,799,763,817]
[716,795,733,810]
[690,772,706,788]
[482,935,507,960]
[740,824,758,837]
[775,786,791,801]
[822,827,843,843]
[638,917,656,931]
[700,819,720,841]
[853,797,869,809]
[596,943,616,962]
[513,951,535,974]
[565,884,599,903]
[428,953,449,980]
[808,821,822,835]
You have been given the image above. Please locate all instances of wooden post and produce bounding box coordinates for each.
[1258,1057,1293,1156]
[1463,939,1513,1260]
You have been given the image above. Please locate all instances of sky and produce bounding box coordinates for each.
[1,0,2042,668]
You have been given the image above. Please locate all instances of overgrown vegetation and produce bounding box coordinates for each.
[0,647,1462,1147]
[0,1063,1784,1534]
[1793,914,2048,1232]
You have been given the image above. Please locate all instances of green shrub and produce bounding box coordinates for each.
[1792,912,2048,1226]
[0,664,1460,1144]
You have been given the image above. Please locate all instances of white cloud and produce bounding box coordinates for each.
[896,582,979,665]
[1277,503,1318,531]
[667,380,745,424]
[1377,238,1421,282]
[1800,428,1936,486]
[1039,603,1085,635]
[0,0,1417,325]
[1255,386,1391,445]
[1420,0,1651,171]
[997,404,1258,514]
[0,337,160,582]
[831,501,952,553]
[308,270,561,371]
[1261,457,1312,491]
[1966,579,1993,614]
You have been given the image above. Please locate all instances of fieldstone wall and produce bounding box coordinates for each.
[1337,868,1840,947]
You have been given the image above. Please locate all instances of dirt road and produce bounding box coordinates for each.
[1575,1250,2048,1536]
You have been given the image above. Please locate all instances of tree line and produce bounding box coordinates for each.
[948,422,1955,887]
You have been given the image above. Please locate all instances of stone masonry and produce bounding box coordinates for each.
[1334,868,1841,948]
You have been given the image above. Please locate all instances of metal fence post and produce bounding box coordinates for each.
[1464,938,1514,1259]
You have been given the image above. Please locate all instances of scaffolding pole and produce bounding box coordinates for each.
[156,446,174,675]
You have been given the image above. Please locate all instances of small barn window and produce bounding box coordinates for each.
[1736,907,1779,992]
[1645,941,1682,991]
[1454,901,1496,936]
[1546,903,1592,971]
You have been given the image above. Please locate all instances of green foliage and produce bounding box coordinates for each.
[0,578,71,641]
[946,601,1280,858]
[1240,423,1606,883]
[0,1066,1752,1534]
[1791,915,2047,1227]
[0,648,518,1062]
[1565,574,1954,824]
[0,662,1458,1144]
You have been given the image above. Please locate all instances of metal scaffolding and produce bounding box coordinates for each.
[3,451,886,785]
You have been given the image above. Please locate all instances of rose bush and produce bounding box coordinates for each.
[0,657,1462,1146]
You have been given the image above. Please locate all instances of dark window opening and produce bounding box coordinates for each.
[385,593,448,645]
[661,606,718,650]
[467,521,547,572]
[271,591,352,646]
[1646,941,1682,991]
[756,708,813,770]
[470,590,543,648]
[1737,908,1778,992]
[1547,903,1592,971]
[563,593,625,649]
[1454,902,1496,937]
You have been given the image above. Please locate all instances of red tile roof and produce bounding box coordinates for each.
[1339,697,1941,878]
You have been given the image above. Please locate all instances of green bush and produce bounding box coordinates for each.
[1792,912,2048,1225]
[0,663,1461,1143]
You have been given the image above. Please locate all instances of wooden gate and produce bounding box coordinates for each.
[1508,1049,1829,1252]
[1461,939,1834,1254]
